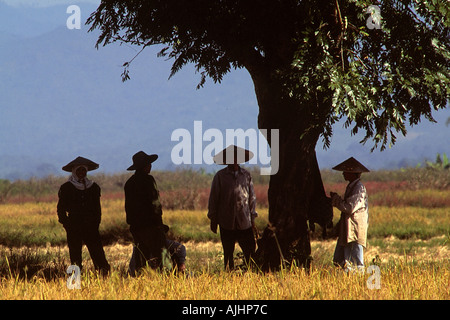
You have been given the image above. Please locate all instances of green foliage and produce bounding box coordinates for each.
[87,0,449,152]
[288,0,450,150]
[424,153,450,169]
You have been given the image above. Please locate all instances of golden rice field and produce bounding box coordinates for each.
[0,240,448,300]
[0,195,449,300]
[1,255,448,300]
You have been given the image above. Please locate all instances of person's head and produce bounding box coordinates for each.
[332,157,369,180]
[62,156,99,176]
[343,171,361,182]
[142,163,152,174]
[213,145,253,170]
[227,162,239,172]
[127,151,158,173]
[74,166,88,180]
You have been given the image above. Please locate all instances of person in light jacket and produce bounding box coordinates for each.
[330,157,369,272]
[208,145,258,270]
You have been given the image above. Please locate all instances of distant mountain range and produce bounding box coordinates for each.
[0,1,449,180]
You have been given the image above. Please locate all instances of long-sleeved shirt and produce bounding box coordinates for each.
[332,178,369,247]
[124,171,163,229]
[207,166,257,231]
[57,181,102,226]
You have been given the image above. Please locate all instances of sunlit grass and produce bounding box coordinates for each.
[0,200,271,246]
[1,256,448,300]
[366,206,449,239]
[1,231,449,300]
[2,200,447,248]
[0,190,448,300]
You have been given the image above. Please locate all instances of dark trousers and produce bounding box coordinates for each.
[65,222,110,273]
[130,225,166,270]
[220,226,256,270]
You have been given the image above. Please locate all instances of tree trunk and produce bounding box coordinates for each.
[248,67,333,271]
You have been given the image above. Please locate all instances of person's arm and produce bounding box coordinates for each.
[93,183,102,226]
[332,185,366,216]
[124,180,137,226]
[207,174,220,233]
[56,184,69,226]
[149,176,163,224]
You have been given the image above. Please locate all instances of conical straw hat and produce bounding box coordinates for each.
[213,145,254,165]
[332,157,370,173]
[62,156,99,172]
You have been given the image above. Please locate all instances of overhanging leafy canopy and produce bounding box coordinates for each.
[87,0,450,150]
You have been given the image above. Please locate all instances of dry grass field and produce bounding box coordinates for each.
[1,238,448,300]
[0,169,449,301]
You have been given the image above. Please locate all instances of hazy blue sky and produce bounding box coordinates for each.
[1,0,100,7]
[0,0,448,179]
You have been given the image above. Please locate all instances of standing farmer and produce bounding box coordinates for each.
[57,156,110,274]
[330,157,370,272]
[124,151,168,271]
[208,145,258,270]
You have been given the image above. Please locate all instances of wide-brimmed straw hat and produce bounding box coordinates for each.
[332,157,370,173]
[213,145,254,165]
[127,151,158,171]
[62,156,99,172]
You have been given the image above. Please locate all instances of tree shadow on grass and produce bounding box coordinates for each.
[0,247,67,280]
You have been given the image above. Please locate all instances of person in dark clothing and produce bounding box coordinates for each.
[124,151,169,271]
[128,226,187,276]
[57,156,110,274]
